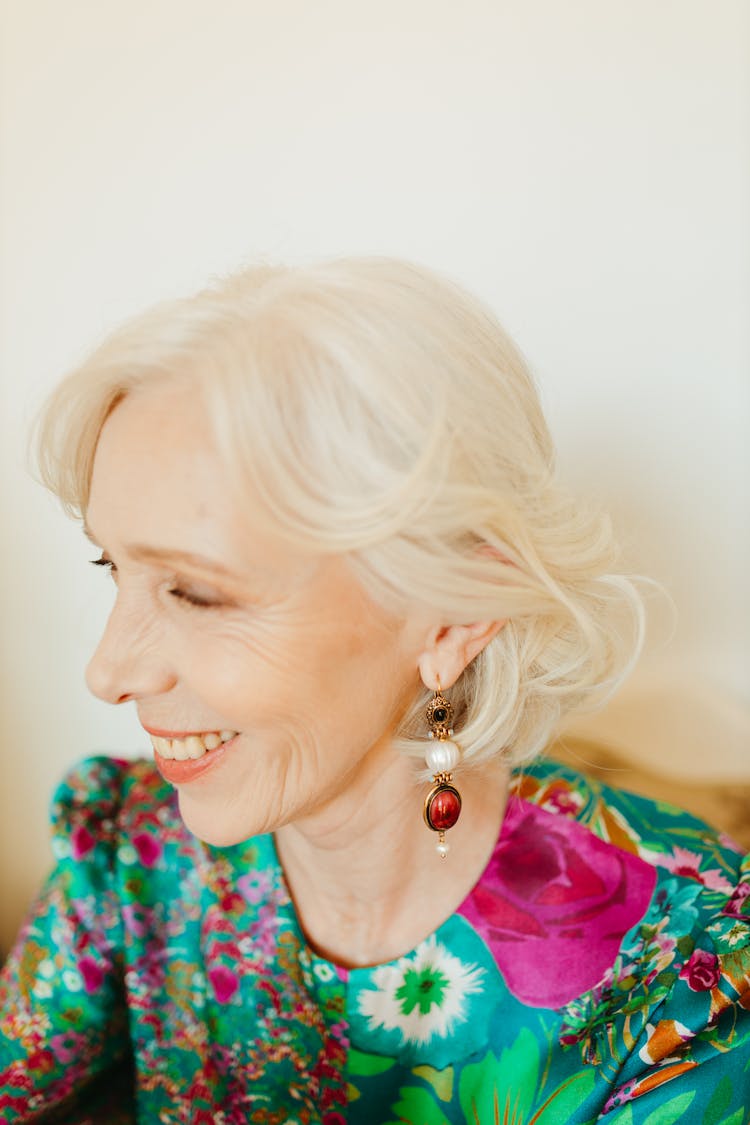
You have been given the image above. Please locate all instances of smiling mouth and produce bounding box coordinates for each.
[147,730,238,761]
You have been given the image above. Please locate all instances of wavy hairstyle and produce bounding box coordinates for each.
[34,257,654,769]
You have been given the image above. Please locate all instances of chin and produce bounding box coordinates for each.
[176,791,267,848]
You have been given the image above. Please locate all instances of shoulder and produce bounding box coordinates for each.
[455,758,750,1114]
[49,754,186,871]
[49,754,278,887]
[51,752,170,809]
[511,756,749,889]
[460,757,749,1010]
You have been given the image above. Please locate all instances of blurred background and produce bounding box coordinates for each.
[1,0,748,956]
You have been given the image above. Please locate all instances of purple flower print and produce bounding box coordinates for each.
[679,949,721,992]
[122,903,152,938]
[50,1029,87,1064]
[237,870,272,905]
[208,964,240,1004]
[459,799,656,1007]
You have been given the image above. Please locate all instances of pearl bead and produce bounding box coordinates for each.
[436,841,450,858]
[425,739,460,773]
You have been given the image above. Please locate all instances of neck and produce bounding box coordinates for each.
[274,747,510,967]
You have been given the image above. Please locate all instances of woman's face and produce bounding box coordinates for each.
[84,382,428,845]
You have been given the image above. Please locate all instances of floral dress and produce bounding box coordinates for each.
[1,755,748,1124]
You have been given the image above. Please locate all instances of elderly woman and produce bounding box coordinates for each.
[0,259,748,1124]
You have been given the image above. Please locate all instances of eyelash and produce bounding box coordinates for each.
[166,587,217,609]
[90,555,116,573]
[89,556,219,610]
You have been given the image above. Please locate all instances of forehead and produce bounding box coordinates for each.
[89,382,222,515]
[86,384,292,572]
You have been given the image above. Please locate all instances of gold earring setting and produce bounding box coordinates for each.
[423,680,462,858]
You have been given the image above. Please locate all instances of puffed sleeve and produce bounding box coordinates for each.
[0,756,135,1123]
[599,855,750,1123]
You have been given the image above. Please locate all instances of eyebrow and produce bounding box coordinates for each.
[82,523,249,580]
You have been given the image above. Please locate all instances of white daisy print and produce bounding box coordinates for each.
[357,934,485,1046]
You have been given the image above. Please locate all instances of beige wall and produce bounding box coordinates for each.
[1,0,748,955]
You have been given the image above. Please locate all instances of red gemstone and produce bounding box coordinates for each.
[425,785,461,831]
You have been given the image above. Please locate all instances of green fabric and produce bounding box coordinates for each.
[0,755,748,1122]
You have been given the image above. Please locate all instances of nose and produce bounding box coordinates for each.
[85,593,177,705]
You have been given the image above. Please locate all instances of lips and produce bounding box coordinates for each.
[147,730,237,760]
[152,734,238,784]
[141,720,240,784]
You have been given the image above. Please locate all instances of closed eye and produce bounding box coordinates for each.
[91,554,222,610]
[167,588,221,609]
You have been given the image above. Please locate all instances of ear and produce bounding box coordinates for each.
[418,617,506,692]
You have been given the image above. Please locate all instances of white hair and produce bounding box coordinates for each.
[34,256,658,768]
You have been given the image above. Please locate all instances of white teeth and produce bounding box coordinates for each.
[150,730,238,761]
[185,736,206,760]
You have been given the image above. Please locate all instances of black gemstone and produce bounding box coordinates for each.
[433,707,447,722]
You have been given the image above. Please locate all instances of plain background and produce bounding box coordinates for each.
[1,0,748,956]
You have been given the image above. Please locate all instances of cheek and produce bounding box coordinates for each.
[173,612,333,726]
[173,585,408,738]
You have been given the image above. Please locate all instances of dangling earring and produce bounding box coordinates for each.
[423,676,462,858]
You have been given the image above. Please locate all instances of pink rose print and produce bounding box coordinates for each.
[208,965,240,1004]
[679,949,721,992]
[540,782,582,817]
[132,832,162,868]
[78,956,104,994]
[71,824,96,860]
[722,881,750,919]
[459,798,656,1007]
[220,892,246,914]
